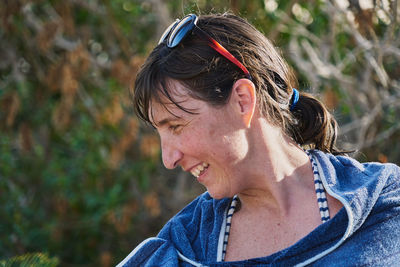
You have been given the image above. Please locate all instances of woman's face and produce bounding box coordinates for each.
[150,81,251,199]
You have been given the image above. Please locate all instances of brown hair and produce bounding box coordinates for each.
[133,13,343,154]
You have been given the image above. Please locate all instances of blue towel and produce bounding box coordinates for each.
[118,150,400,266]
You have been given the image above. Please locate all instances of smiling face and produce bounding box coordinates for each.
[150,80,253,199]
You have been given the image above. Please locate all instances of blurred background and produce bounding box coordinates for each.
[0,0,399,266]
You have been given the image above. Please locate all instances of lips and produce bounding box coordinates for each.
[190,162,209,178]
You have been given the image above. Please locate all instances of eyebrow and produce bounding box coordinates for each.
[155,117,182,127]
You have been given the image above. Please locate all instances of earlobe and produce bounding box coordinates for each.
[232,79,256,128]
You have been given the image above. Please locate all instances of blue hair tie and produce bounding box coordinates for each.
[290,88,299,111]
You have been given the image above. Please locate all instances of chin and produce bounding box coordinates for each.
[207,189,231,200]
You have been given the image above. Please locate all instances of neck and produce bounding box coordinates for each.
[236,119,314,217]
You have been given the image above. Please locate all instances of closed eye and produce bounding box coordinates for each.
[169,124,183,133]
[168,120,191,134]
[169,124,181,131]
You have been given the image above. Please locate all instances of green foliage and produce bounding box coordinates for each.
[0,0,162,265]
[0,0,398,266]
[0,252,59,267]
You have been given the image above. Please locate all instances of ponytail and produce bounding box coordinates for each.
[290,92,344,155]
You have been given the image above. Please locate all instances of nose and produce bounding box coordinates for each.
[160,137,183,169]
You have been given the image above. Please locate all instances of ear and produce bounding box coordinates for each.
[230,78,256,128]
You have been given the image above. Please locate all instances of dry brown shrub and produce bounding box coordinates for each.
[18,122,33,152]
[111,59,128,85]
[108,118,139,169]
[101,96,124,126]
[54,1,75,36]
[61,64,78,99]
[109,132,138,169]
[54,196,69,217]
[46,61,63,92]
[126,117,139,141]
[52,98,74,132]
[143,192,161,217]
[1,1,23,32]
[37,21,59,52]
[47,47,88,94]
[67,45,90,77]
[109,146,123,169]
[323,89,339,110]
[354,9,374,37]
[111,56,146,86]
[106,201,138,234]
[140,134,160,160]
[129,56,146,82]
[100,251,112,267]
[1,92,21,128]
[50,64,79,131]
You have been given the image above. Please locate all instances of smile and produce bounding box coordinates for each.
[190,162,209,178]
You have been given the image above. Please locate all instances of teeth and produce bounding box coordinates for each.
[190,163,209,178]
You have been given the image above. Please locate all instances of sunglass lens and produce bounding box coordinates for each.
[167,15,196,48]
[158,19,179,45]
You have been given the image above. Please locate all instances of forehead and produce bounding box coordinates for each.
[149,79,201,125]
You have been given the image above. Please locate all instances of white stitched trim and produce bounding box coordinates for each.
[216,203,229,261]
[295,153,354,267]
[177,251,208,267]
[116,237,159,267]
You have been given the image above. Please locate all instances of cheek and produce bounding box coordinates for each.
[204,118,249,162]
[220,130,249,162]
[208,128,215,137]
[179,130,204,151]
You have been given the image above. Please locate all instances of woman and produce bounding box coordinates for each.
[118,13,400,266]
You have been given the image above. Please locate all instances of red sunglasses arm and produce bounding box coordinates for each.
[194,26,252,80]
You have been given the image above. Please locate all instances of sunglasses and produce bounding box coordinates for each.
[158,14,252,80]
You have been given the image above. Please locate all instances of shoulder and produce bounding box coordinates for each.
[336,153,400,190]
[312,150,400,189]
[310,151,400,266]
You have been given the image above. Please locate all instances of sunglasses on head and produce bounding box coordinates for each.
[158,14,252,80]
